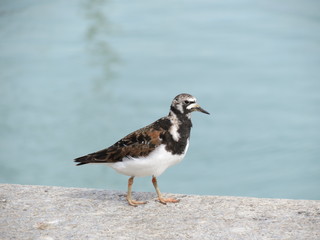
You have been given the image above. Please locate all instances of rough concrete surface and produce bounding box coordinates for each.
[0,184,319,240]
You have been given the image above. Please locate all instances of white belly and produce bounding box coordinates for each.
[107,141,189,177]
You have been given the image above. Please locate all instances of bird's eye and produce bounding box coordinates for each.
[184,100,190,104]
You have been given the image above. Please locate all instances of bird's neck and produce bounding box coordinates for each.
[168,108,193,140]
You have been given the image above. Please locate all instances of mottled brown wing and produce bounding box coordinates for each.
[74,128,163,165]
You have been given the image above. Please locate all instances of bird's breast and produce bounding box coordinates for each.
[107,140,189,177]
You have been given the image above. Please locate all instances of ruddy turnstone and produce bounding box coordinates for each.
[74,93,209,206]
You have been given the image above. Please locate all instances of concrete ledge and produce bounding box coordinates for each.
[0,184,319,240]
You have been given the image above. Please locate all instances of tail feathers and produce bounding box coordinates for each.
[74,154,105,166]
[75,162,88,166]
[74,155,92,166]
[74,142,129,166]
[74,161,89,166]
[74,148,113,165]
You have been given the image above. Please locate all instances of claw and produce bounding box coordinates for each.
[158,197,180,205]
[127,199,147,207]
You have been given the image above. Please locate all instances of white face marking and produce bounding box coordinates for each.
[176,103,184,114]
[186,102,198,110]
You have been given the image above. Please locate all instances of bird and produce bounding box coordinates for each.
[74,93,209,206]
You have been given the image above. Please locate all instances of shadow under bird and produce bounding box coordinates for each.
[74,93,209,206]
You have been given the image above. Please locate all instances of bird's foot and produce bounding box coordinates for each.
[127,199,147,207]
[158,197,180,205]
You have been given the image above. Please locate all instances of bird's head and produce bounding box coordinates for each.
[171,93,210,115]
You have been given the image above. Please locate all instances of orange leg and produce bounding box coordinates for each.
[126,177,147,207]
[152,176,180,204]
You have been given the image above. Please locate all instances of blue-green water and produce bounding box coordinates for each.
[1,0,319,200]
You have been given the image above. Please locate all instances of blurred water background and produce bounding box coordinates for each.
[0,0,319,200]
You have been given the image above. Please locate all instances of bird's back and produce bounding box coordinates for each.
[74,116,172,165]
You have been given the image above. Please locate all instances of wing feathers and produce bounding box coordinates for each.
[74,129,162,165]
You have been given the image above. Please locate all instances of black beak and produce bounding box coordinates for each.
[194,104,210,115]
[197,107,210,115]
